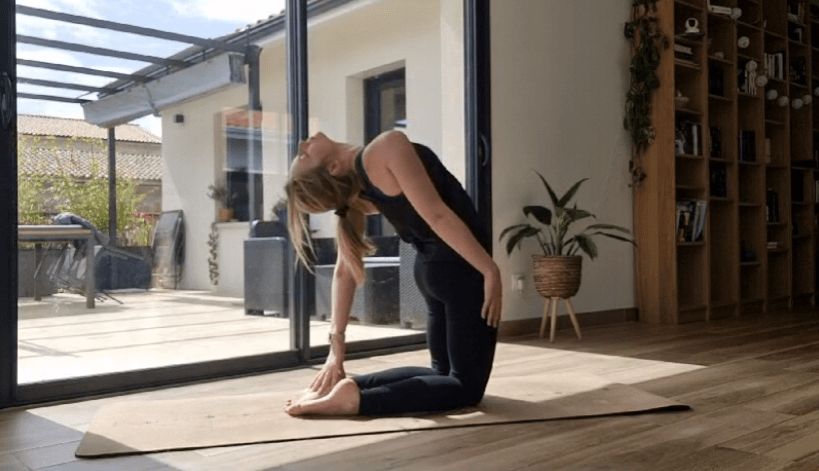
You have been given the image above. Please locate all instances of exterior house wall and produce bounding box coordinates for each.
[162,0,463,295]
[490,0,635,321]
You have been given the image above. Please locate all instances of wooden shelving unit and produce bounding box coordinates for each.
[634,0,817,324]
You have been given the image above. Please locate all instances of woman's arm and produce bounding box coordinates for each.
[307,207,368,396]
[374,131,502,327]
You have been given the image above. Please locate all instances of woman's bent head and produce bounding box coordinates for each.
[285,136,375,285]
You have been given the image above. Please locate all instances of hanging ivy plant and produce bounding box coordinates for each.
[624,0,669,187]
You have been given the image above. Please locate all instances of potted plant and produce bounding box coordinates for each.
[207,184,234,222]
[499,172,635,300]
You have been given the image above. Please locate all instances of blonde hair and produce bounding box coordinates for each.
[285,164,376,286]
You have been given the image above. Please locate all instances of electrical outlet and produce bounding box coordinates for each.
[512,273,525,293]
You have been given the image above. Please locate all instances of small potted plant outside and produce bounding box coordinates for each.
[207,183,234,222]
[499,171,635,301]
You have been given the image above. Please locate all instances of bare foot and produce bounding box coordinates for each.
[287,388,323,407]
[285,378,360,416]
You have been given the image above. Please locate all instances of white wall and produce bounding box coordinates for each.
[491,0,635,321]
[161,85,248,291]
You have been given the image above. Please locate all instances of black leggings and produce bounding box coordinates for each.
[352,257,498,416]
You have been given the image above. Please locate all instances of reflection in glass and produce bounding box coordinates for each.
[306,0,465,347]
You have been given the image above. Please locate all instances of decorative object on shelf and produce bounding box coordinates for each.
[767,89,779,101]
[730,7,742,20]
[738,36,750,49]
[755,74,768,87]
[684,18,699,34]
[792,98,804,110]
[814,87,819,97]
[738,59,758,95]
[803,95,813,105]
[708,0,733,16]
[624,0,669,187]
[674,90,690,108]
[499,172,635,342]
[790,57,808,85]
[676,120,701,155]
[674,43,696,63]
[778,96,790,107]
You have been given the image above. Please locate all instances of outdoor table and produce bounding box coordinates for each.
[18,225,95,308]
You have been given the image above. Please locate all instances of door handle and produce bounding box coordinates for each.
[478,133,490,167]
[0,73,11,130]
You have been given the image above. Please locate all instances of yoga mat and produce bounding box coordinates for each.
[75,372,689,458]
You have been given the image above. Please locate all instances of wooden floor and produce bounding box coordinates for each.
[5,309,819,470]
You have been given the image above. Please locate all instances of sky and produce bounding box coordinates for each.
[15,0,287,137]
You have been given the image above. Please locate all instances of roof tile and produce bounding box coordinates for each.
[20,147,162,181]
[18,114,161,144]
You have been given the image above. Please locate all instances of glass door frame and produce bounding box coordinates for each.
[0,0,492,409]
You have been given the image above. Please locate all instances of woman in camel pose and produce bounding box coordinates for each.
[284,130,501,416]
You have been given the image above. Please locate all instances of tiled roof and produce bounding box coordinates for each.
[19,146,161,181]
[18,114,161,144]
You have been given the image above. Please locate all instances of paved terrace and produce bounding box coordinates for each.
[17,290,417,384]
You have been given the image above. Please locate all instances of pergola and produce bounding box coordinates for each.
[13,2,316,241]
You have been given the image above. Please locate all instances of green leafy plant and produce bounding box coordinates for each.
[17,133,152,246]
[624,0,668,187]
[207,183,233,207]
[51,159,147,240]
[17,156,50,226]
[499,172,635,259]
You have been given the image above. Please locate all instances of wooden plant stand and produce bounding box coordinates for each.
[539,297,582,343]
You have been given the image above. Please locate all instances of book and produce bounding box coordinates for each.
[710,126,722,158]
[739,130,756,162]
[693,200,707,242]
[766,188,780,222]
[792,170,805,203]
[764,138,772,164]
[710,162,727,197]
[709,65,725,96]
[676,199,707,242]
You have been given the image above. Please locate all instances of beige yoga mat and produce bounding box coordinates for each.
[76,372,689,458]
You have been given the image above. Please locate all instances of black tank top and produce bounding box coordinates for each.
[355,143,490,263]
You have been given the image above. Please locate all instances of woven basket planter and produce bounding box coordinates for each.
[532,255,582,299]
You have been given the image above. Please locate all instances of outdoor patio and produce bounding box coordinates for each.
[17,289,418,384]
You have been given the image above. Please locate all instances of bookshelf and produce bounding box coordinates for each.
[634,0,817,324]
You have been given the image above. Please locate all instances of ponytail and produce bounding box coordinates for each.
[335,206,375,286]
[285,165,375,286]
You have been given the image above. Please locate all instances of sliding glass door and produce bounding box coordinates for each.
[2,0,490,408]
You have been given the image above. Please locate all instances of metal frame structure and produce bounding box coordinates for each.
[2,0,491,409]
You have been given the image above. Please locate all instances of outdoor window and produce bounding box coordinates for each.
[224,108,263,223]
[364,68,405,236]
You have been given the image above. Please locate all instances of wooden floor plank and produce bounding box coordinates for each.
[7,309,819,470]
